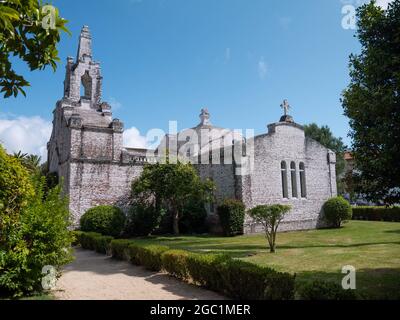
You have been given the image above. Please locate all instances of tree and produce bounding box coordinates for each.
[132,161,215,235]
[342,1,400,205]
[304,123,347,194]
[248,204,291,253]
[0,0,69,98]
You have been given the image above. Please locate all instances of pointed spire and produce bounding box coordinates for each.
[77,25,92,61]
[199,108,211,126]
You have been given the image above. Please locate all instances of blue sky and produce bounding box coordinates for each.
[1,0,392,159]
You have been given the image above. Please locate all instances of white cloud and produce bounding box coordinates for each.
[0,115,52,162]
[340,0,394,9]
[258,57,267,80]
[376,0,394,9]
[123,126,148,149]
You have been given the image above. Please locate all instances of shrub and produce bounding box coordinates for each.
[217,199,245,236]
[248,204,291,253]
[110,239,132,260]
[180,200,208,234]
[186,253,229,291]
[297,280,357,300]
[1,182,73,298]
[80,205,126,237]
[79,232,102,250]
[323,197,352,228]
[71,231,84,246]
[218,259,295,300]
[135,245,170,271]
[161,250,190,280]
[93,235,113,254]
[125,203,161,236]
[352,206,400,222]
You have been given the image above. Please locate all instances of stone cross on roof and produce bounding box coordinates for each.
[199,108,211,126]
[280,99,290,116]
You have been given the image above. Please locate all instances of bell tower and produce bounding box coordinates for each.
[63,25,103,109]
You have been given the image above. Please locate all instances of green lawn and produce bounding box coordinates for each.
[131,221,400,299]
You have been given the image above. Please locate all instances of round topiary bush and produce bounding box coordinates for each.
[80,205,126,237]
[323,196,352,228]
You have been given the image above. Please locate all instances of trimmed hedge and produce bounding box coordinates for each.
[135,245,170,271]
[297,280,357,300]
[186,253,230,291]
[352,206,400,222]
[110,239,131,260]
[76,232,296,300]
[218,259,295,300]
[161,249,190,280]
[217,199,245,236]
[77,232,113,254]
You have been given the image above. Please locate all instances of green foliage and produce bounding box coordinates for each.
[75,233,296,300]
[110,239,131,260]
[297,280,357,300]
[125,203,162,236]
[161,249,190,280]
[80,205,126,237]
[218,259,295,300]
[341,1,400,204]
[179,199,208,234]
[323,197,352,228]
[0,0,69,98]
[0,166,73,298]
[78,232,113,254]
[131,161,215,235]
[352,206,400,222]
[186,253,229,291]
[0,145,34,221]
[134,245,170,271]
[304,123,347,194]
[248,204,291,253]
[217,199,245,236]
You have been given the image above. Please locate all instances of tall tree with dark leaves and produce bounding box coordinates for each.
[0,0,69,98]
[342,1,400,205]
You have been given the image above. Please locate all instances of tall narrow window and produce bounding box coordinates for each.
[299,162,307,198]
[81,70,92,99]
[290,161,298,198]
[281,161,288,198]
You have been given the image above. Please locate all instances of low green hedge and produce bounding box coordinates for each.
[297,280,357,300]
[136,245,170,271]
[110,239,131,260]
[352,206,400,222]
[77,232,113,254]
[161,249,191,280]
[218,259,295,300]
[75,232,296,300]
[186,253,229,291]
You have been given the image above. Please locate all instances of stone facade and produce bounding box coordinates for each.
[48,26,337,231]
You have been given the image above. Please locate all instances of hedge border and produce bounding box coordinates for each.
[352,206,400,222]
[73,232,358,300]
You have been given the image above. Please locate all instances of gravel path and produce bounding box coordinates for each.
[53,248,225,300]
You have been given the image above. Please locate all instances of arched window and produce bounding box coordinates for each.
[81,70,92,99]
[281,161,288,198]
[299,162,307,198]
[290,161,298,198]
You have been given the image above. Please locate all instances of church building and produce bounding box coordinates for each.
[48,26,337,232]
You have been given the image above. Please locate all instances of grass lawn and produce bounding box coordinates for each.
[131,221,400,299]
